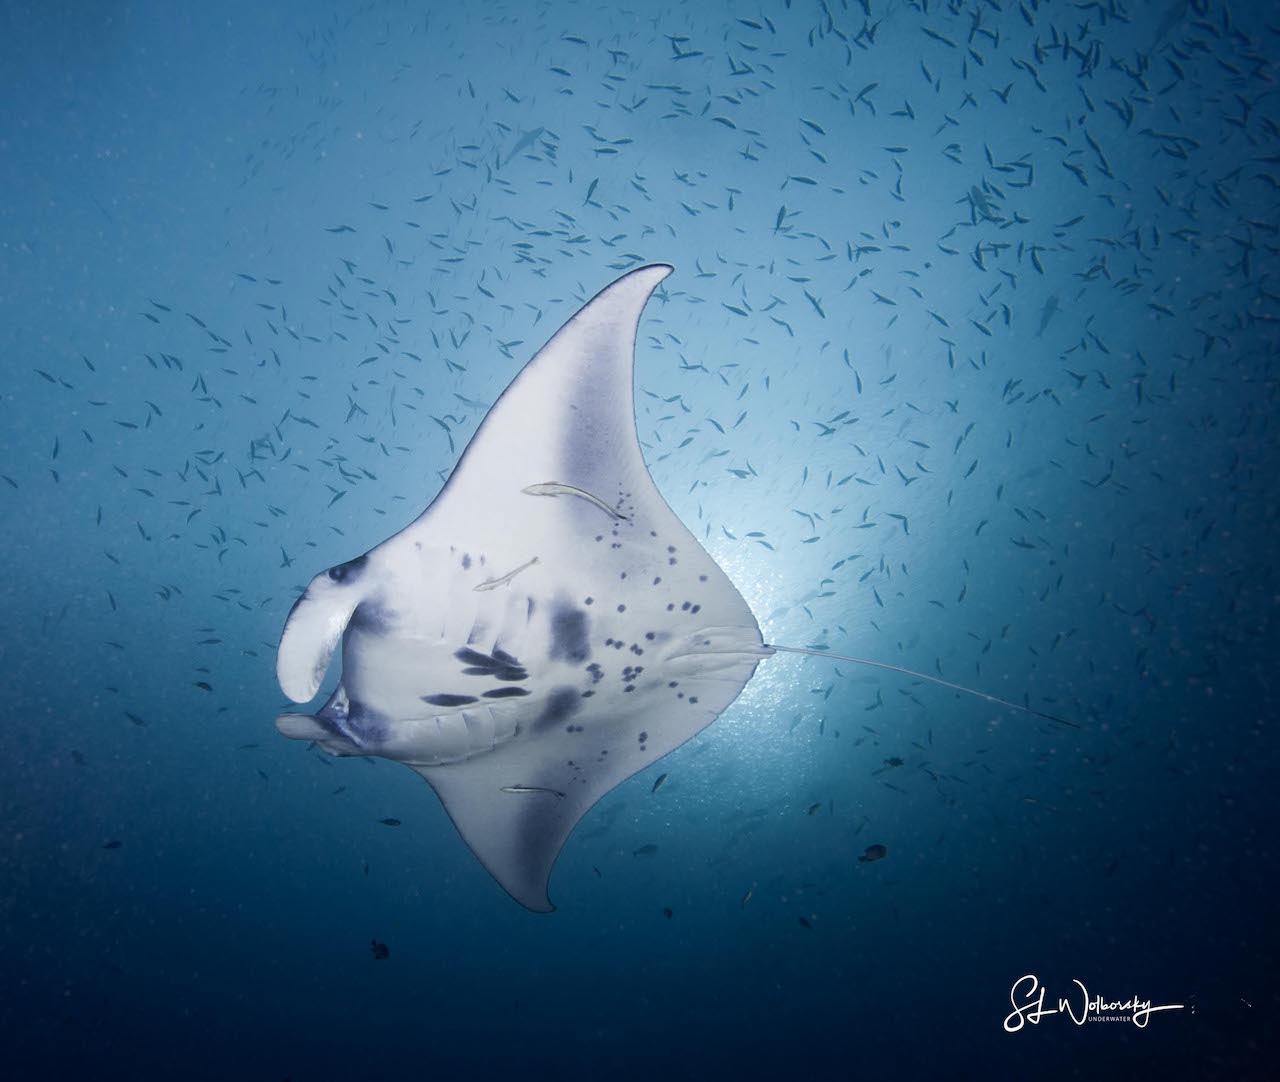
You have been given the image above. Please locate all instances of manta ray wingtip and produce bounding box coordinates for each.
[496,869,557,914]
[631,261,674,282]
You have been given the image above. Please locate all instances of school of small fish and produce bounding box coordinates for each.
[6,0,1277,929]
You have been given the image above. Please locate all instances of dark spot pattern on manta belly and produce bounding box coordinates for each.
[327,554,367,583]
[483,686,529,699]
[461,553,471,569]
[534,686,581,732]
[549,603,591,663]
[455,646,527,682]
[422,693,478,707]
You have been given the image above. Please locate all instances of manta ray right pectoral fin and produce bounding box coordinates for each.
[277,565,364,702]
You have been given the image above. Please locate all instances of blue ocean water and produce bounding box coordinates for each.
[1,0,1276,1078]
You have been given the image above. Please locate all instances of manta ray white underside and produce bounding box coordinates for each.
[276,264,773,911]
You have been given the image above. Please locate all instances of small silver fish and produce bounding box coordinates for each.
[501,785,566,798]
[474,556,539,592]
[522,482,628,521]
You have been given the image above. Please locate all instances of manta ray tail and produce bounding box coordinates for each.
[764,643,1080,729]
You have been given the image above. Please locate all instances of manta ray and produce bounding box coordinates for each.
[275,264,1068,911]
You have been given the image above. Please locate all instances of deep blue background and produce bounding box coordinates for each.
[1,0,1276,1078]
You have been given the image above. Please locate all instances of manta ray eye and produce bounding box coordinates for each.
[328,555,367,583]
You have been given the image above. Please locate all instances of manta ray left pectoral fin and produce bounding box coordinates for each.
[408,755,598,914]
[277,559,367,702]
